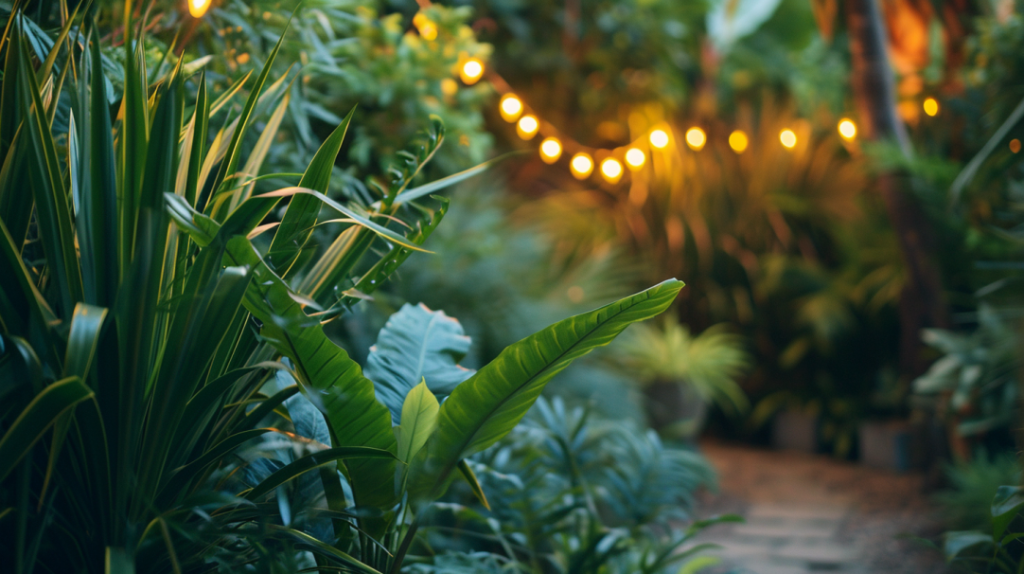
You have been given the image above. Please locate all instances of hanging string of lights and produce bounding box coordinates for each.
[464,57,871,184]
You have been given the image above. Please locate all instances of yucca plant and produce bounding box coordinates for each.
[0,7,683,573]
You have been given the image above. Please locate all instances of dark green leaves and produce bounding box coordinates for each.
[364,304,474,423]
[0,377,92,482]
[410,279,685,499]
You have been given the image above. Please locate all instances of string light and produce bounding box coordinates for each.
[499,94,523,122]
[570,153,594,179]
[441,78,458,96]
[838,118,857,140]
[540,137,562,164]
[625,148,646,170]
[600,158,623,183]
[685,127,706,151]
[923,97,939,117]
[517,115,539,140]
[728,130,748,153]
[779,129,797,149]
[649,129,670,149]
[413,13,438,40]
[189,0,211,18]
[1011,139,1021,154]
[460,58,484,85]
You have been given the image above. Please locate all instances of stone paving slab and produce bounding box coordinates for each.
[694,441,948,574]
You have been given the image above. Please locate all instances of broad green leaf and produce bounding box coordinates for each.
[225,237,397,537]
[267,107,355,275]
[395,380,438,464]
[411,279,685,499]
[943,530,992,559]
[364,304,474,422]
[991,485,1024,541]
[244,446,397,500]
[0,376,92,483]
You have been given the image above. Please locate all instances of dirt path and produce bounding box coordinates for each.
[694,441,949,574]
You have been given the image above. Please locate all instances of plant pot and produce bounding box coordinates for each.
[771,410,818,453]
[858,420,915,472]
[643,380,709,440]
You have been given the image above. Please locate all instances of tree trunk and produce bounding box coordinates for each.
[845,0,950,377]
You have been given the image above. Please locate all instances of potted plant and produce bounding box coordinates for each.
[608,316,751,439]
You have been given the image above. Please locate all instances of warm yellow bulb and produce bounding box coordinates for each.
[517,115,539,140]
[189,0,211,18]
[499,94,523,122]
[923,97,939,117]
[625,148,646,169]
[649,129,670,149]
[728,130,748,153]
[838,119,857,140]
[440,78,458,96]
[540,137,562,164]
[779,129,797,149]
[685,127,706,150]
[570,153,594,179]
[460,58,484,85]
[600,158,623,183]
[1011,138,1022,154]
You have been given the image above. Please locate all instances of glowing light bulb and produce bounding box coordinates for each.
[499,94,523,122]
[838,118,857,140]
[441,78,458,96]
[517,115,539,140]
[600,158,623,183]
[540,137,562,164]
[570,153,594,179]
[625,148,646,170]
[413,13,438,40]
[685,127,706,150]
[728,130,748,153]
[1011,139,1021,154]
[649,129,670,149]
[189,0,211,18]
[923,97,939,117]
[460,58,484,85]
[779,129,797,149]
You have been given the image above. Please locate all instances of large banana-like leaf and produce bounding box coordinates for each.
[225,236,397,537]
[364,304,474,422]
[410,279,685,499]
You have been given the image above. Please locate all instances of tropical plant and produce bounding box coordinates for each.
[936,452,1023,532]
[414,397,734,574]
[943,485,1024,573]
[607,316,750,438]
[0,7,685,573]
[913,305,1020,443]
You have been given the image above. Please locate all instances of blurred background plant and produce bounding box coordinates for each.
[411,397,735,574]
[607,318,751,439]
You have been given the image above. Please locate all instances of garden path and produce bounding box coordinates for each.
[694,441,948,574]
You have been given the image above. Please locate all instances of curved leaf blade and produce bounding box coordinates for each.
[411,279,685,499]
